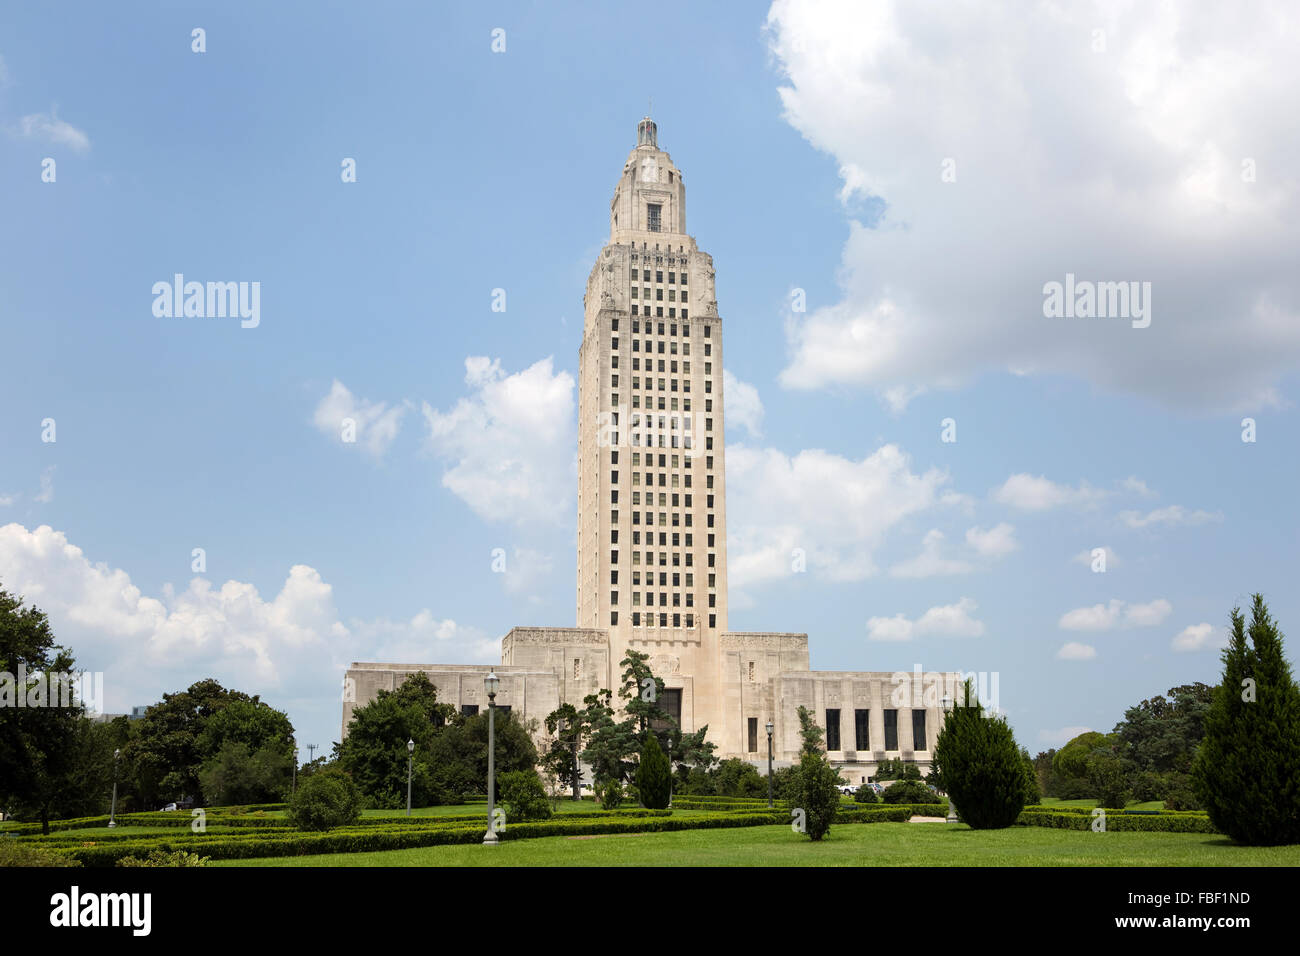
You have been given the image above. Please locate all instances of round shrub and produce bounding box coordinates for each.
[881,779,931,804]
[597,779,624,810]
[853,784,880,804]
[287,769,363,831]
[498,770,553,822]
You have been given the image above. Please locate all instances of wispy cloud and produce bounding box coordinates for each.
[16,108,90,153]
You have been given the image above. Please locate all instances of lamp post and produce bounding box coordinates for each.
[289,735,298,797]
[483,671,500,845]
[941,695,958,824]
[406,738,415,816]
[766,719,775,809]
[108,748,121,828]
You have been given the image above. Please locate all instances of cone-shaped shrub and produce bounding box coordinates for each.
[637,734,672,810]
[1192,595,1300,846]
[932,680,1034,829]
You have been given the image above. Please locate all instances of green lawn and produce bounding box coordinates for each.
[211,821,1300,867]
[1037,797,1166,811]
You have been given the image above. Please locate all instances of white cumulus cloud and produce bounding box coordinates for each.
[1058,597,1172,631]
[423,356,575,526]
[722,369,764,438]
[766,0,1300,411]
[1171,622,1226,652]
[313,379,409,459]
[993,474,1105,511]
[867,597,985,641]
[726,442,954,591]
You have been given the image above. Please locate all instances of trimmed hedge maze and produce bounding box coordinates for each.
[22,805,917,866]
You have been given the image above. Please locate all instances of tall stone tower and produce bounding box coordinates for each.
[577,116,729,737]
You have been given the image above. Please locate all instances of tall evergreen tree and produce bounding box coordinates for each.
[636,733,672,809]
[1193,595,1300,845]
[932,679,1034,829]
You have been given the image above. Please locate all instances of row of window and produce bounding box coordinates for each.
[614,369,715,390]
[609,457,717,484]
[629,250,687,266]
[610,570,717,587]
[631,287,688,303]
[630,268,689,285]
[744,710,928,754]
[630,305,683,318]
[614,611,718,628]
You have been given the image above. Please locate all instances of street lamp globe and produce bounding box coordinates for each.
[407,738,415,753]
[765,720,773,736]
[485,671,500,699]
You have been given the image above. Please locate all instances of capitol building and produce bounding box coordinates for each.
[344,118,957,784]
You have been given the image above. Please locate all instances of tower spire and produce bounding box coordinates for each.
[637,114,657,149]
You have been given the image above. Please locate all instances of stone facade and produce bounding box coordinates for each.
[343,118,957,784]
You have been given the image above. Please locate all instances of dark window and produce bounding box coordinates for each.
[652,688,682,731]
[647,204,662,232]
[461,704,479,717]
[884,709,899,751]
[855,709,870,751]
[912,709,927,751]
[748,717,758,754]
[497,705,512,718]
[825,709,841,751]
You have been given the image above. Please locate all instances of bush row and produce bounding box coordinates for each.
[1022,804,1209,817]
[1016,810,1219,833]
[58,805,918,866]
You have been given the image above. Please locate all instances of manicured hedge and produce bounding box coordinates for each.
[1021,805,1209,817]
[55,805,917,866]
[1016,810,1219,833]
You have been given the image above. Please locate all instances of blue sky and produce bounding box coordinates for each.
[2,1,1298,760]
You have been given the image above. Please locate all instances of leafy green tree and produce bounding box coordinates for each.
[579,689,639,786]
[787,752,843,841]
[1110,682,1212,809]
[1032,749,1059,798]
[541,702,586,798]
[714,757,766,797]
[668,723,717,790]
[932,680,1035,829]
[499,770,553,822]
[597,778,624,809]
[1020,747,1041,804]
[0,587,116,832]
[853,783,880,804]
[636,733,673,809]
[1086,752,1129,808]
[1053,731,1110,780]
[787,706,844,840]
[127,678,290,806]
[1193,595,1300,845]
[198,740,292,805]
[287,768,362,831]
[796,704,825,756]
[337,672,465,807]
[618,649,673,745]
